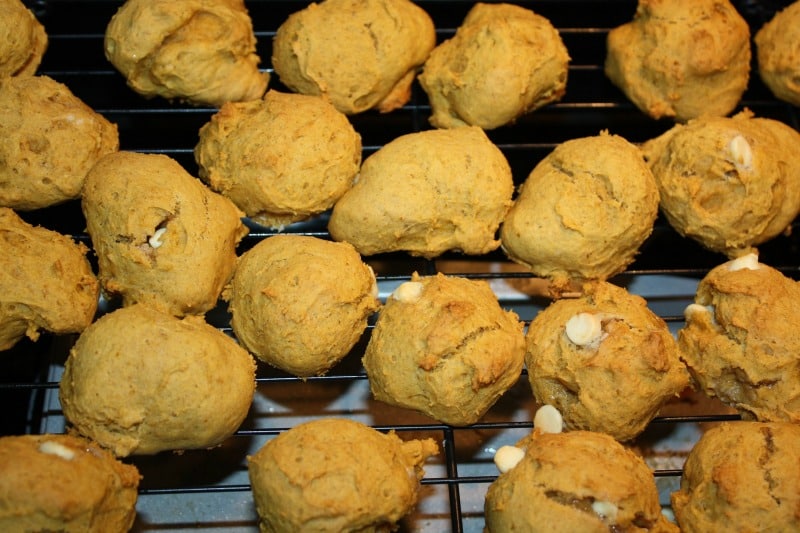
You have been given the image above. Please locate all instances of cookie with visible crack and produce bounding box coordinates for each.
[671,421,800,533]
[0,0,47,78]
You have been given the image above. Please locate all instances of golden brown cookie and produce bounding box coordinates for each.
[0,208,99,352]
[525,281,689,442]
[485,430,678,533]
[419,3,569,130]
[363,273,525,426]
[605,0,750,122]
[500,132,659,293]
[59,303,256,457]
[247,418,439,533]
[227,234,380,378]
[104,0,268,106]
[195,90,362,229]
[642,110,800,258]
[272,0,435,115]
[81,151,247,317]
[671,421,800,533]
[755,1,800,107]
[329,126,514,258]
[0,433,140,532]
[0,0,47,78]
[678,254,800,423]
[0,75,119,210]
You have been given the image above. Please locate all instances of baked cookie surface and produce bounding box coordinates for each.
[755,0,800,107]
[0,0,47,78]
[420,2,569,130]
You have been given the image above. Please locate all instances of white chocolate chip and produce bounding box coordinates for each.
[684,303,713,319]
[565,313,603,347]
[368,267,379,299]
[728,134,753,171]
[494,445,525,474]
[592,500,619,523]
[391,281,423,303]
[727,253,759,272]
[38,440,76,460]
[148,227,167,248]
[534,404,563,434]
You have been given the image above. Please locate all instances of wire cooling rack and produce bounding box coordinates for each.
[2,1,799,531]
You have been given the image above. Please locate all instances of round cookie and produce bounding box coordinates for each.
[104,0,268,107]
[227,235,380,378]
[329,126,514,258]
[755,1,800,107]
[59,303,256,457]
[525,281,689,442]
[642,110,800,258]
[419,2,569,130]
[605,0,750,122]
[485,429,678,533]
[247,418,439,533]
[0,434,140,532]
[678,253,800,423]
[271,0,435,115]
[0,75,119,210]
[363,273,525,426]
[671,421,800,533]
[81,151,248,317]
[500,132,659,293]
[0,208,99,352]
[0,0,47,78]
[195,90,362,229]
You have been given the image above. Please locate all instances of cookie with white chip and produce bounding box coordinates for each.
[485,429,678,532]
[0,208,99,351]
[227,234,380,377]
[755,0,800,107]
[0,0,47,78]
[500,132,659,293]
[0,75,119,210]
[195,90,361,229]
[605,0,750,122]
[671,421,800,533]
[525,281,689,441]
[247,418,439,533]
[678,254,800,423]
[81,151,248,317]
[59,303,256,457]
[419,3,569,130]
[104,0,268,106]
[642,110,800,258]
[329,126,514,258]
[0,434,140,531]
[363,272,525,426]
[272,0,435,115]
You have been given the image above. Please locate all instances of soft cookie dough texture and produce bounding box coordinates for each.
[485,430,678,533]
[419,3,569,130]
[329,126,514,258]
[526,282,689,442]
[0,75,119,210]
[0,434,140,532]
[672,422,800,533]
[104,0,268,107]
[0,0,47,78]
[0,208,99,351]
[272,0,435,115]
[363,273,525,426]
[501,132,659,292]
[755,1,800,107]
[605,0,750,122]
[82,151,247,317]
[678,255,800,423]
[60,304,256,457]
[195,90,361,228]
[642,110,800,258]
[247,418,439,533]
[228,235,380,378]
